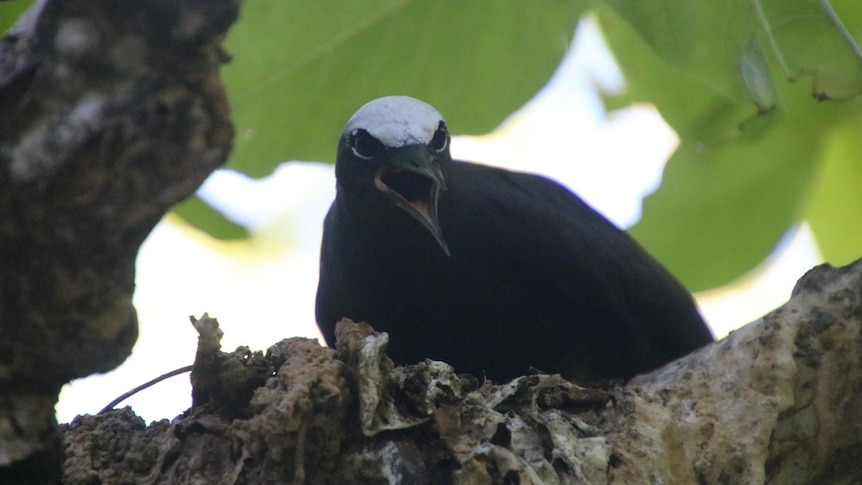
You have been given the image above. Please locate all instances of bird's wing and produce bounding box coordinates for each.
[444,161,712,366]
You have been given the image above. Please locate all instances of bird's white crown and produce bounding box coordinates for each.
[344,96,444,148]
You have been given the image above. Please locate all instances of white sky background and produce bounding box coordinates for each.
[55,17,822,424]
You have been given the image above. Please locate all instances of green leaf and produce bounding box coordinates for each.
[630,85,861,290]
[173,195,249,240]
[595,5,756,143]
[600,0,862,107]
[222,0,588,176]
[595,0,862,289]
[756,0,862,99]
[805,116,862,266]
[0,0,34,34]
[176,0,589,237]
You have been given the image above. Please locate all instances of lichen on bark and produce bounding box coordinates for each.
[61,260,862,483]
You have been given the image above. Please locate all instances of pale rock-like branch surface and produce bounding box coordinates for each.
[63,260,862,483]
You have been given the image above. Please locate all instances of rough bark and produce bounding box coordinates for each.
[62,260,862,484]
[4,1,862,483]
[0,0,237,481]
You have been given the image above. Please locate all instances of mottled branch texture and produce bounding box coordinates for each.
[63,260,862,484]
[0,0,238,480]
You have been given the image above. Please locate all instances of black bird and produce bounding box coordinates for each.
[316,96,713,382]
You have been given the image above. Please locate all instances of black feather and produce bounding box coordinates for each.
[316,98,713,382]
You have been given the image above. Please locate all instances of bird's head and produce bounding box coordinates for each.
[335,96,452,256]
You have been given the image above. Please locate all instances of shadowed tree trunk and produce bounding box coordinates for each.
[0,0,237,481]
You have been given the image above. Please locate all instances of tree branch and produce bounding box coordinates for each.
[62,259,862,483]
[0,0,238,479]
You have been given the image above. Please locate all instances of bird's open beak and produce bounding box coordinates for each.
[374,145,450,256]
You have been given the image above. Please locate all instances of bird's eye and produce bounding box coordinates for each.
[430,121,449,153]
[350,129,384,160]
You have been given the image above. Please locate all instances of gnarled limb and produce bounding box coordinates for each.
[61,260,862,483]
[0,0,238,479]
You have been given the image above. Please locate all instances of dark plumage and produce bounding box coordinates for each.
[316,96,713,382]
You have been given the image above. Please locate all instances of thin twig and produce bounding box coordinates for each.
[98,365,194,414]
